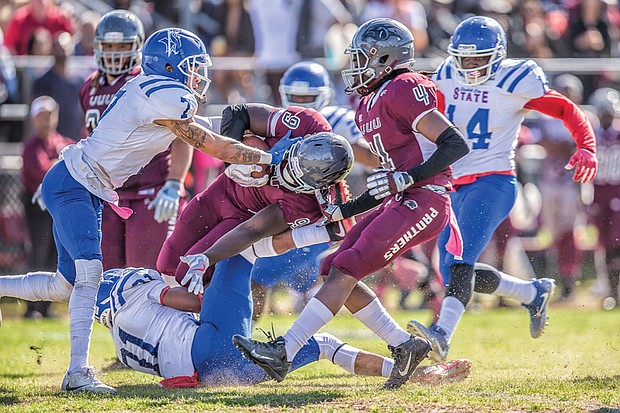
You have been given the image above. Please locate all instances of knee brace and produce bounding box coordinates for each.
[445,263,474,306]
[473,262,501,294]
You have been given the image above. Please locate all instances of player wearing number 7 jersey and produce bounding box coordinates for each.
[407,16,598,363]
[233,18,469,390]
[4,27,280,395]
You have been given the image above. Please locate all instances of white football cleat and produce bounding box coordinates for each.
[61,367,116,394]
[411,358,472,385]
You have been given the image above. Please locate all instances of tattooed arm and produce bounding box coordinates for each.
[155,118,273,165]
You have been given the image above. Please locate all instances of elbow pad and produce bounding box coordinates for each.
[220,104,250,142]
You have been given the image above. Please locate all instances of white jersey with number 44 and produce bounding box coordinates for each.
[433,58,549,180]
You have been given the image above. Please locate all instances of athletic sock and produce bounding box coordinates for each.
[352,297,411,347]
[67,259,102,374]
[0,271,56,300]
[283,297,334,362]
[436,296,465,343]
[495,273,537,305]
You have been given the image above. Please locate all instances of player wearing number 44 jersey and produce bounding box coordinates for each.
[408,16,598,363]
[0,27,282,395]
[234,18,470,390]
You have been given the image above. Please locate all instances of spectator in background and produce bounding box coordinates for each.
[4,0,73,55]
[27,27,53,56]
[587,87,620,310]
[359,0,429,56]
[530,74,588,300]
[202,0,257,104]
[32,32,84,141]
[566,0,615,58]
[249,0,303,105]
[296,0,353,60]
[0,27,21,142]
[74,11,101,56]
[21,96,74,318]
[566,0,618,96]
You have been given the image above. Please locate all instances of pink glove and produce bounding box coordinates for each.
[564,148,598,184]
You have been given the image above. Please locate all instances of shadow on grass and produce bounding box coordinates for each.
[591,409,620,413]
[0,372,37,379]
[570,375,620,390]
[114,384,345,408]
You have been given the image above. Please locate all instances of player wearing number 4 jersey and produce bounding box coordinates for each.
[408,16,598,363]
[0,27,281,395]
[234,18,470,390]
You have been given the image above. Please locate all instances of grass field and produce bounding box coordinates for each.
[0,301,619,413]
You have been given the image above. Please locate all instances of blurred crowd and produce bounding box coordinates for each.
[0,0,619,317]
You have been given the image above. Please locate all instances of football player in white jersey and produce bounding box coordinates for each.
[407,16,598,362]
[0,28,292,394]
[94,260,472,388]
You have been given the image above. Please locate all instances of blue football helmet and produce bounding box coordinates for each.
[448,16,507,86]
[142,28,212,101]
[95,269,122,329]
[279,61,332,111]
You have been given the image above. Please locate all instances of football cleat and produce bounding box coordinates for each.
[407,321,450,363]
[383,335,431,390]
[523,278,556,338]
[232,334,291,382]
[61,367,116,394]
[411,358,472,386]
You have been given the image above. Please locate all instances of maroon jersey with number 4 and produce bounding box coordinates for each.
[355,72,453,190]
[79,66,171,196]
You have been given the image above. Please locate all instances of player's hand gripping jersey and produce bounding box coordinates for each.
[62,73,198,202]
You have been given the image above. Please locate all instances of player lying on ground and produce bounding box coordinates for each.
[95,263,472,388]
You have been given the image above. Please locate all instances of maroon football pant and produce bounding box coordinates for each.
[101,196,188,270]
[156,177,249,283]
[320,188,450,281]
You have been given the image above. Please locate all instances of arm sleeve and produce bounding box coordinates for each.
[339,190,383,218]
[524,90,596,152]
[406,126,469,183]
[436,90,446,114]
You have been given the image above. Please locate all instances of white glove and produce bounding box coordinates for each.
[147,180,182,223]
[224,164,269,187]
[317,204,344,226]
[367,169,414,200]
[31,184,46,211]
[179,253,210,295]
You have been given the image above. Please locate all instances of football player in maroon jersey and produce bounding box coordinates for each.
[231,18,470,390]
